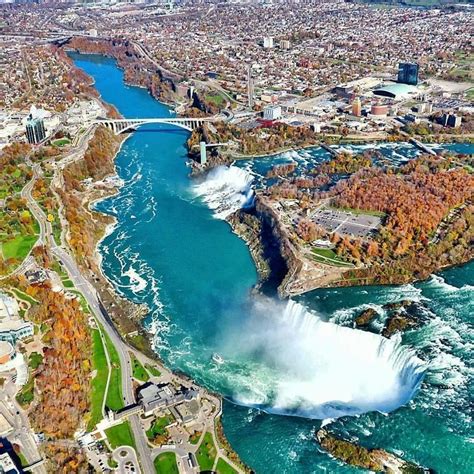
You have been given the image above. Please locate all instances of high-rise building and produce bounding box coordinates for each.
[351,97,362,117]
[25,115,46,144]
[398,62,419,86]
[442,113,462,128]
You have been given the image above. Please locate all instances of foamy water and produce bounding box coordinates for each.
[216,299,426,419]
[193,165,255,219]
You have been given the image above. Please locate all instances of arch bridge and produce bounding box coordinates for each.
[94,117,220,135]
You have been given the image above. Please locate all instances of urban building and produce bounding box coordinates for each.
[373,83,417,100]
[352,97,362,117]
[442,113,462,128]
[280,39,290,50]
[371,104,389,116]
[137,383,199,417]
[263,36,274,48]
[398,62,419,86]
[0,293,34,344]
[25,114,46,144]
[263,105,282,120]
[0,451,19,474]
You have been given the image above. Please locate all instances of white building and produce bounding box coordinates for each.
[0,452,19,474]
[0,293,34,344]
[263,105,282,121]
[263,36,274,48]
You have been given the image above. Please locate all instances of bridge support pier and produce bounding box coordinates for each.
[200,141,207,165]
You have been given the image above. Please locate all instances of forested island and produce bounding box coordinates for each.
[229,151,473,296]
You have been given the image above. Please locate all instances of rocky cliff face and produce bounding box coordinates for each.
[253,196,344,297]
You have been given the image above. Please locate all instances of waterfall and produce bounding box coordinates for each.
[224,299,427,420]
[193,165,255,219]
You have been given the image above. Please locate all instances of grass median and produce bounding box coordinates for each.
[88,328,109,430]
[102,329,124,411]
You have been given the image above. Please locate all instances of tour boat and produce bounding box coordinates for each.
[212,353,225,365]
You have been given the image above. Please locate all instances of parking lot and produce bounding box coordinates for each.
[311,208,382,238]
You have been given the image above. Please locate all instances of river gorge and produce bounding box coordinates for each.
[71,52,474,473]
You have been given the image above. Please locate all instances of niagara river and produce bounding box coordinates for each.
[71,53,474,473]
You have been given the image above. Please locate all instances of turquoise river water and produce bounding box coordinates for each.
[71,53,473,473]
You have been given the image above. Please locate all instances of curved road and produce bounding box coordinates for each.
[23,134,155,474]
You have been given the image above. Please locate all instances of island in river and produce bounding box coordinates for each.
[226,151,473,297]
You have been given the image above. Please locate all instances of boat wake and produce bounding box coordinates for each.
[216,298,426,420]
[193,165,255,219]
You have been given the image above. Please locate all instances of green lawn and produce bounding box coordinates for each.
[2,234,38,260]
[154,452,179,474]
[145,363,161,378]
[196,432,217,472]
[88,329,109,430]
[16,377,34,407]
[131,355,149,382]
[216,458,237,474]
[16,450,28,468]
[329,206,386,218]
[103,330,123,411]
[146,415,173,440]
[205,93,225,107]
[52,138,71,147]
[311,247,353,267]
[62,278,74,288]
[28,352,43,370]
[105,422,135,450]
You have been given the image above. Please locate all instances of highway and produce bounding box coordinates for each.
[22,130,155,474]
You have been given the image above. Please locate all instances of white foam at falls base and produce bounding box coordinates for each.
[225,299,427,420]
[193,165,254,219]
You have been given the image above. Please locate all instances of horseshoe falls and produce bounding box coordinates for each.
[71,52,474,474]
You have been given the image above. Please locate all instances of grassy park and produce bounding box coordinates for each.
[196,432,217,471]
[154,452,179,474]
[216,458,238,474]
[145,363,161,377]
[105,422,135,450]
[146,415,173,441]
[311,247,353,267]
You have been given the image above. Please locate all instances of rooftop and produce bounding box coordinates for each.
[373,83,418,99]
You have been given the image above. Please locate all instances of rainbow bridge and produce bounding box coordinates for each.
[94,116,220,135]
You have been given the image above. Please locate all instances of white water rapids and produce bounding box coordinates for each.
[193,167,427,419]
[193,165,255,219]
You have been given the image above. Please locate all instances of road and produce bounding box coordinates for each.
[0,383,46,473]
[21,130,156,474]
